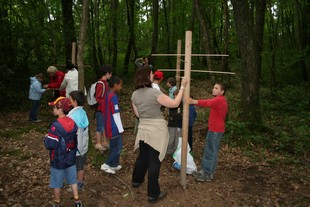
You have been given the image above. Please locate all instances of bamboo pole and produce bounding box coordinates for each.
[151,54,228,57]
[176,40,182,88]
[159,69,235,75]
[180,31,192,188]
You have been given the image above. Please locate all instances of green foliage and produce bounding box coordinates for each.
[224,83,310,161]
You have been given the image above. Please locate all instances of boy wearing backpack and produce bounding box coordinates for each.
[68,91,89,191]
[94,65,113,151]
[44,97,82,207]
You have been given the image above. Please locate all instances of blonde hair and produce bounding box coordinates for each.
[47,66,58,73]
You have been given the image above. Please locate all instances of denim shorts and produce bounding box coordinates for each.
[49,165,77,188]
[95,111,105,133]
[76,155,87,171]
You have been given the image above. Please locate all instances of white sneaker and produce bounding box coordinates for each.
[111,165,122,171]
[100,163,116,174]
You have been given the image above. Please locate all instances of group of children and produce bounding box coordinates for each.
[42,65,124,207]
[29,64,228,205]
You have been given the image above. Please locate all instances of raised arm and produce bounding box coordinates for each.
[157,77,188,108]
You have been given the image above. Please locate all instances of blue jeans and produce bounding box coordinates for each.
[29,99,40,121]
[105,135,122,167]
[201,131,224,176]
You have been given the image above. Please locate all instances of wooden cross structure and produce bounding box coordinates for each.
[152,31,235,189]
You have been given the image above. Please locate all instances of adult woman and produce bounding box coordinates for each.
[59,63,78,97]
[131,68,187,203]
[44,66,65,99]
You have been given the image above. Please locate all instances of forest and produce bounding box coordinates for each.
[0,0,309,206]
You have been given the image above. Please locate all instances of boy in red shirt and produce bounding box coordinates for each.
[186,83,228,182]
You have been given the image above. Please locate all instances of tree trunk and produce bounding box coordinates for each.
[221,0,229,81]
[295,0,309,81]
[77,0,89,91]
[111,0,118,69]
[163,0,172,68]
[61,0,77,64]
[123,0,136,74]
[194,0,213,71]
[255,0,267,78]
[231,0,262,127]
[151,0,159,66]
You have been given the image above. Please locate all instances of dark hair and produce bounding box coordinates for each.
[109,76,122,88]
[69,90,85,106]
[215,82,226,95]
[66,63,76,70]
[167,77,176,86]
[35,73,44,80]
[99,64,113,76]
[134,67,152,89]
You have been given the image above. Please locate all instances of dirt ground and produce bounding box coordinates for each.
[0,82,309,207]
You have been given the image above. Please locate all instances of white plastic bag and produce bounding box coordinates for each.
[172,137,197,174]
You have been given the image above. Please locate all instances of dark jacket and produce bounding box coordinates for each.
[44,117,78,169]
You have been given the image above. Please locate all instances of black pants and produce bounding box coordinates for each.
[132,141,162,198]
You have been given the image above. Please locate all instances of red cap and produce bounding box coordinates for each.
[48,97,72,112]
[154,70,164,79]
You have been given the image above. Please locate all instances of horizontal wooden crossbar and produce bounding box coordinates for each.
[151,54,229,57]
[159,69,235,75]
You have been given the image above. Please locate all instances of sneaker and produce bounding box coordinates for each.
[195,172,213,182]
[52,202,62,207]
[33,119,42,123]
[110,165,122,171]
[100,163,116,174]
[95,143,106,151]
[192,169,204,177]
[148,191,167,203]
[74,200,83,207]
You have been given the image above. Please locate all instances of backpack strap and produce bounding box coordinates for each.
[96,81,105,97]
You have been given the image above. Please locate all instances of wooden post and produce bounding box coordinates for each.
[176,40,182,88]
[180,31,192,188]
[71,42,76,65]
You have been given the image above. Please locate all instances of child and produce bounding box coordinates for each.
[186,83,228,182]
[100,76,124,174]
[44,97,82,207]
[166,77,177,99]
[68,91,89,191]
[28,73,46,122]
[188,98,197,152]
[152,70,164,91]
[167,89,182,155]
[95,64,113,151]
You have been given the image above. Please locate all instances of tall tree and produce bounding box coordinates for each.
[77,0,89,91]
[194,0,214,70]
[150,0,159,65]
[123,0,137,74]
[111,0,119,69]
[61,0,77,64]
[294,0,309,81]
[231,0,263,127]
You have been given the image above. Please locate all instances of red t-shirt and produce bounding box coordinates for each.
[48,70,66,96]
[95,79,110,113]
[196,96,228,132]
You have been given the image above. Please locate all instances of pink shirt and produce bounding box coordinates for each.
[196,96,228,132]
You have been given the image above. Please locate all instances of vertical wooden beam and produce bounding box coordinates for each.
[71,42,76,65]
[180,31,192,188]
[176,40,182,88]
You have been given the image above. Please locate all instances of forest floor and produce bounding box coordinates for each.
[0,80,309,207]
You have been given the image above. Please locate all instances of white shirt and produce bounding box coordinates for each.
[60,68,78,97]
[152,83,160,91]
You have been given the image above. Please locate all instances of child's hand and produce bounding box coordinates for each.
[184,97,192,104]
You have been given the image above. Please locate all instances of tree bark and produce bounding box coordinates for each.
[111,0,118,69]
[194,0,213,71]
[151,0,159,66]
[123,0,136,74]
[77,0,89,91]
[61,0,77,64]
[231,0,262,127]
[221,0,229,80]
